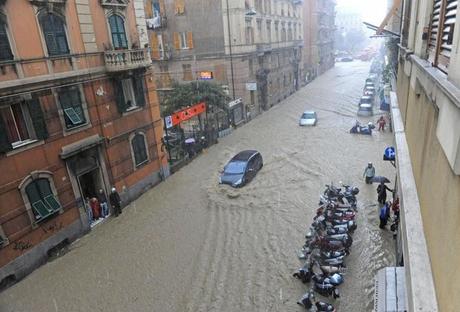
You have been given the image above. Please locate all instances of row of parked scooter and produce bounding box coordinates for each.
[293,182,360,311]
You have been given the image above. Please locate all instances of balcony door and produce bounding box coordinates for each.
[108,15,128,50]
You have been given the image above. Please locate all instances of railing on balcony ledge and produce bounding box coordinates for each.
[104,48,151,72]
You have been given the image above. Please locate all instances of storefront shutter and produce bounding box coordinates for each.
[173,32,180,50]
[113,79,127,113]
[187,32,194,49]
[150,32,160,59]
[0,114,12,153]
[27,98,48,140]
[134,76,146,107]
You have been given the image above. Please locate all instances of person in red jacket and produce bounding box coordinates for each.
[90,197,101,220]
[377,116,386,131]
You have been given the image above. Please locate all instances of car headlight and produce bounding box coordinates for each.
[233,178,242,186]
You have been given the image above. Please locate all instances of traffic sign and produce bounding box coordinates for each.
[383,146,396,161]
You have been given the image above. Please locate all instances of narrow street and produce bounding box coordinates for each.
[0,61,395,312]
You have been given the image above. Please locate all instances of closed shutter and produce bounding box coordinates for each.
[175,0,185,15]
[0,21,13,61]
[27,98,48,141]
[173,32,180,49]
[133,134,148,166]
[438,0,457,71]
[187,32,194,49]
[0,114,12,153]
[214,64,227,81]
[145,0,154,18]
[113,79,127,113]
[150,32,160,59]
[159,0,166,16]
[133,76,146,107]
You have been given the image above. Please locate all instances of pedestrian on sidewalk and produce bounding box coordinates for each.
[377,116,386,132]
[363,162,375,184]
[98,189,109,218]
[109,187,122,217]
[377,181,393,205]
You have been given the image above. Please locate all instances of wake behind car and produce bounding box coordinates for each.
[219,150,263,187]
[299,111,317,126]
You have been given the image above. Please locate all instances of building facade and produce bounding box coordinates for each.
[303,0,335,78]
[0,0,167,287]
[146,0,304,121]
[394,0,460,310]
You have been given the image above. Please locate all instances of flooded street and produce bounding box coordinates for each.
[0,61,395,312]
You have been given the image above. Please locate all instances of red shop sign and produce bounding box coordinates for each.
[166,102,206,128]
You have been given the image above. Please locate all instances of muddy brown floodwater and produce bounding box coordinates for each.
[0,61,395,312]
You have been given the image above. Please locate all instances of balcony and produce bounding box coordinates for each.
[104,48,151,72]
[146,15,168,30]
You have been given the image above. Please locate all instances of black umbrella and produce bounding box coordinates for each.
[371,176,391,184]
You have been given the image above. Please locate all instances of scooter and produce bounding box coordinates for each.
[312,273,344,286]
[314,282,340,299]
[350,122,375,135]
[297,290,336,311]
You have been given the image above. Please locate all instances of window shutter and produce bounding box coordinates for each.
[113,79,127,113]
[145,0,154,18]
[187,32,194,49]
[175,0,185,15]
[133,76,146,107]
[159,0,166,16]
[27,98,48,140]
[0,114,12,153]
[438,0,457,71]
[150,32,160,59]
[173,32,180,50]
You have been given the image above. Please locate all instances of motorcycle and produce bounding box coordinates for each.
[350,122,375,135]
[312,273,344,286]
[297,290,336,311]
[314,281,340,299]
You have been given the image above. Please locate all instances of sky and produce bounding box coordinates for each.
[336,0,388,25]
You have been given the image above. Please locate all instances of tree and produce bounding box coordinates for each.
[161,81,230,117]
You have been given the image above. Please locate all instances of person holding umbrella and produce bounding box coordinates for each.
[377,181,394,205]
[363,162,375,184]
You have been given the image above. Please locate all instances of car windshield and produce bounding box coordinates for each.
[224,161,246,174]
[301,113,315,119]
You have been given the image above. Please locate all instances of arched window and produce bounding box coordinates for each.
[25,178,61,222]
[108,15,128,49]
[39,12,69,56]
[0,14,13,61]
[131,133,148,167]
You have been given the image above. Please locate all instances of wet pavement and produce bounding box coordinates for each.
[0,61,395,312]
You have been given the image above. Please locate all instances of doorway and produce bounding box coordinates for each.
[78,169,103,200]
[78,168,107,226]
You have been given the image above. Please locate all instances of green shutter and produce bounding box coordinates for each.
[0,114,12,153]
[27,98,48,140]
[113,79,127,113]
[134,76,146,107]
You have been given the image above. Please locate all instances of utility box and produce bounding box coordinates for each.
[374,267,407,312]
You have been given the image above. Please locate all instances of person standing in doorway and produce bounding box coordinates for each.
[98,189,109,218]
[109,187,122,217]
[85,197,93,224]
[363,162,375,184]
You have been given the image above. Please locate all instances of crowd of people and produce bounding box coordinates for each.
[85,187,122,225]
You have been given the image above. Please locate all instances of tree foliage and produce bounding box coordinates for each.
[161,81,230,117]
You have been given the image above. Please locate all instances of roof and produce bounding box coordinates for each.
[302,110,316,114]
[232,150,259,161]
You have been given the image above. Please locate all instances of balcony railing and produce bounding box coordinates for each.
[104,48,151,72]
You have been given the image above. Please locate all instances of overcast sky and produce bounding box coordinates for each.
[336,0,388,25]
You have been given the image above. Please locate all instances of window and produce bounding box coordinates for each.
[26,178,61,223]
[0,98,48,152]
[58,87,87,129]
[39,13,69,56]
[174,31,193,50]
[281,25,286,41]
[131,132,149,167]
[257,19,262,40]
[245,19,254,44]
[266,21,272,42]
[0,15,13,61]
[182,64,193,80]
[114,75,146,113]
[175,0,185,15]
[427,0,457,72]
[274,22,279,41]
[108,15,128,49]
[158,34,165,59]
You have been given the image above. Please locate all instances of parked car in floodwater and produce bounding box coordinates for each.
[299,111,317,126]
[219,150,263,187]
